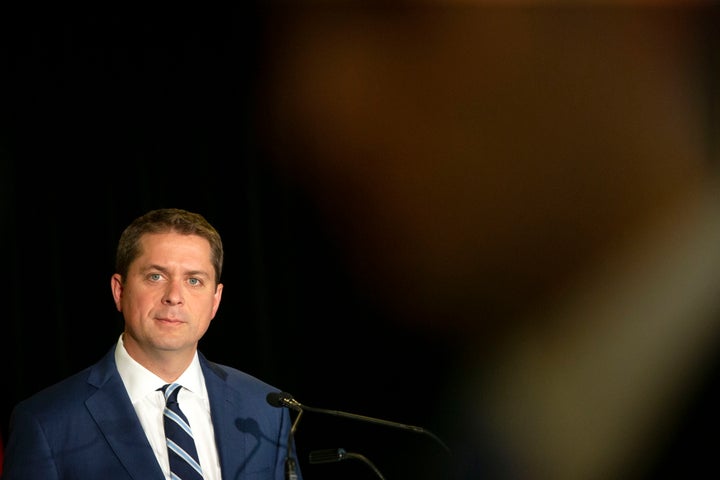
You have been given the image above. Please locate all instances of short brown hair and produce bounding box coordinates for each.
[115,208,224,285]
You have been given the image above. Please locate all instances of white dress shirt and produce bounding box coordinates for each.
[115,334,222,480]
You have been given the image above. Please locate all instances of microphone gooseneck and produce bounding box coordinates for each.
[309,448,387,480]
[265,391,451,453]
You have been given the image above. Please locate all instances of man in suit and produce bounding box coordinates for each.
[2,208,302,480]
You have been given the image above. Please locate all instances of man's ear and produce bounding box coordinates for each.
[110,273,124,312]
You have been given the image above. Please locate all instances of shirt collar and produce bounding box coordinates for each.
[115,333,206,405]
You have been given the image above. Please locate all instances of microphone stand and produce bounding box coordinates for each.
[285,409,303,480]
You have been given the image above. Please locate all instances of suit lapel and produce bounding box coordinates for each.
[201,357,251,478]
[85,348,166,480]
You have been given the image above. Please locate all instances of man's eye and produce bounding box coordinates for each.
[188,278,200,286]
[149,273,162,281]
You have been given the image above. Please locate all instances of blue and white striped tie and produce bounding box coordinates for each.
[161,383,204,480]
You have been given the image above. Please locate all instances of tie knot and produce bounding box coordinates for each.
[161,383,182,406]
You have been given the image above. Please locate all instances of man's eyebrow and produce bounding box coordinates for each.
[185,269,211,277]
[142,264,169,273]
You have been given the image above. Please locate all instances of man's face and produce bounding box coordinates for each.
[111,232,223,360]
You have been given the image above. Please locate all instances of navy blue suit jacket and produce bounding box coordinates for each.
[2,346,301,480]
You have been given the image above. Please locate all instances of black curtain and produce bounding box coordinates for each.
[0,6,453,480]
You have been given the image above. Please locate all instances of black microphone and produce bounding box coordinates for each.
[267,391,303,411]
[268,392,301,480]
[309,448,386,480]
[265,391,451,453]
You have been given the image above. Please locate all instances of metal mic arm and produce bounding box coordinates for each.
[290,409,303,435]
[267,391,452,453]
[309,448,387,480]
[304,404,424,432]
[302,404,451,453]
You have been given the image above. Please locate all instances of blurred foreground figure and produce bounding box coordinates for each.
[258,2,720,478]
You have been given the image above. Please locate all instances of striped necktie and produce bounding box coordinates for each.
[160,383,204,480]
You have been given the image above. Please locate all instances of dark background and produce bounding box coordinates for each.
[0,5,455,480]
[2,3,720,480]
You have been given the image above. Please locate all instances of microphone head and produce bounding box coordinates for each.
[266,391,302,411]
[309,448,348,464]
[266,391,285,408]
